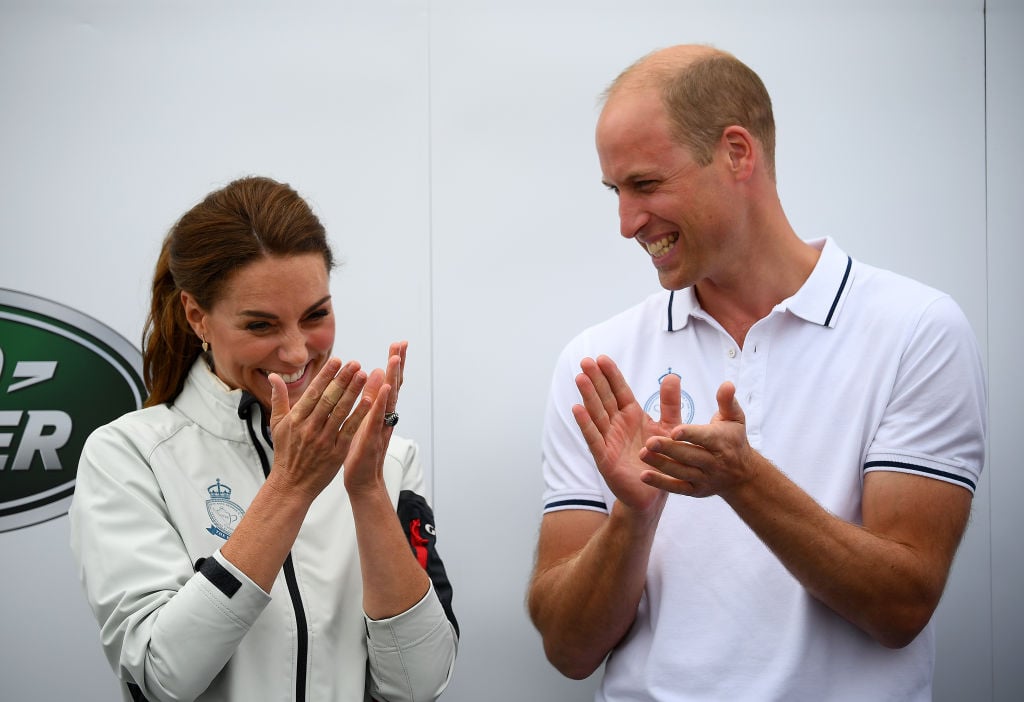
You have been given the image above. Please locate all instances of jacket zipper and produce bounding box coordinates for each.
[242,399,309,702]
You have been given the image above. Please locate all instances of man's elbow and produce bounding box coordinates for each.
[528,575,612,680]
[867,600,939,650]
[529,604,604,679]
[874,626,924,650]
[873,618,930,649]
[542,639,604,680]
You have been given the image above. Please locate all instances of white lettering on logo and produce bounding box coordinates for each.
[8,361,58,393]
[0,411,21,469]
[0,410,72,470]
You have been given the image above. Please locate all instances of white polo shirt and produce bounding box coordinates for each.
[541,238,986,701]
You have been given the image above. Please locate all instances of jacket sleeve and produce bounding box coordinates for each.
[69,421,271,702]
[365,583,459,702]
[366,439,458,702]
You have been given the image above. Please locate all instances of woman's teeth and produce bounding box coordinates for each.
[269,368,305,383]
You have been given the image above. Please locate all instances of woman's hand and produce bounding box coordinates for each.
[340,343,431,620]
[222,357,375,592]
[267,357,371,500]
[343,342,407,497]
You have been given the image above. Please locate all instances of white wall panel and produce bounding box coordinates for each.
[1,1,1014,700]
[428,2,990,701]
[986,0,1024,700]
[0,2,432,699]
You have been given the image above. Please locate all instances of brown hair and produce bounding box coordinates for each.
[142,176,334,407]
[608,48,777,180]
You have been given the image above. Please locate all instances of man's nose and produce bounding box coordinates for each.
[618,195,649,239]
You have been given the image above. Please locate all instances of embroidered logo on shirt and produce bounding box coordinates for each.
[205,479,245,540]
[643,367,695,424]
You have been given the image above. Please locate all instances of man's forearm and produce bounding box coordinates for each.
[721,461,971,648]
[528,503,662,679]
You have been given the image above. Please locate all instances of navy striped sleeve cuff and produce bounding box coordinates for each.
[543,497,608,513]
[863,460,977,492]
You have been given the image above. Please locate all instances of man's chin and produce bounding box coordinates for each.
[658,271,691,291]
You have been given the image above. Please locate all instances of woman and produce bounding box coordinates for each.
[69,176,458,702]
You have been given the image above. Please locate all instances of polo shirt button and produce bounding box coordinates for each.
[727,348,737,358]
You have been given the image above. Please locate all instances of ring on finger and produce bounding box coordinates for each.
[384,412,399,427]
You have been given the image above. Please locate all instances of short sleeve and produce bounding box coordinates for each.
[864,295,987,492]
[541,338,610,514]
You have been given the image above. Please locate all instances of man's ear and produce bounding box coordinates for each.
[721,125,756,181]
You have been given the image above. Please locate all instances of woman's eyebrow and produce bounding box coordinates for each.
[238,295,332,319]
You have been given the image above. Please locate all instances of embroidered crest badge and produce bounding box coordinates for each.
[206,479,245,540]
[643,367,695,423]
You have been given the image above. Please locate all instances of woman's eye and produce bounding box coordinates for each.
[246,321,271,332]
[307,309,330,321]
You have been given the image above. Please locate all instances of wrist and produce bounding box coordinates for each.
[345,479,391,509]
[610,493,666,536]
[720,450,774,508]
[262,470,318,514]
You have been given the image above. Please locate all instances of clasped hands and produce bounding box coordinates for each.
[267,342,407,500]
[573,355,757,507]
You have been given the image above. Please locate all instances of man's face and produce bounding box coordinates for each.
[596,90,731,291]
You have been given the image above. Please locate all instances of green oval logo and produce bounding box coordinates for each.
[0,289,145,532]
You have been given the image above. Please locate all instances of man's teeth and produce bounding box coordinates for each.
[645,234,678,257]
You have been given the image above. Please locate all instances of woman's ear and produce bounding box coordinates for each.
[180,291,206,340]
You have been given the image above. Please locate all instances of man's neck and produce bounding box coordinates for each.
[695,236,821,348]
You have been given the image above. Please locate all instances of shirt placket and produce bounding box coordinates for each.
[737,320,771,451]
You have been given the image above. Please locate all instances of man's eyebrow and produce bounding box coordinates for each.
[603,173,653,189]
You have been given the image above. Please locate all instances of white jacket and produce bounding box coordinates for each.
[70,360,458,702]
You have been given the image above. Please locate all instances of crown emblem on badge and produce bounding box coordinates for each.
[205,478,244,540]
[207,479,231,500]
[643,366,696,424]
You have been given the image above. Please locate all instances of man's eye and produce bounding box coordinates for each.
[635,180,657,192]
[604,184,620,195]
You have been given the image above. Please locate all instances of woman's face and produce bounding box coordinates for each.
[183,253,335,410]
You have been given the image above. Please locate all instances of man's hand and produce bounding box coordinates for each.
[572,355,682,514]
[638,380,761,498]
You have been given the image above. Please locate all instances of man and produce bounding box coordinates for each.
[527,45,986,701]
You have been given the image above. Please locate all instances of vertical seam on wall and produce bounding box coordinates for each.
[426,0,436,508]
[982,0,995,694]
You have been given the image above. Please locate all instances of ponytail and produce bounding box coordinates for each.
[142,238,201,407]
